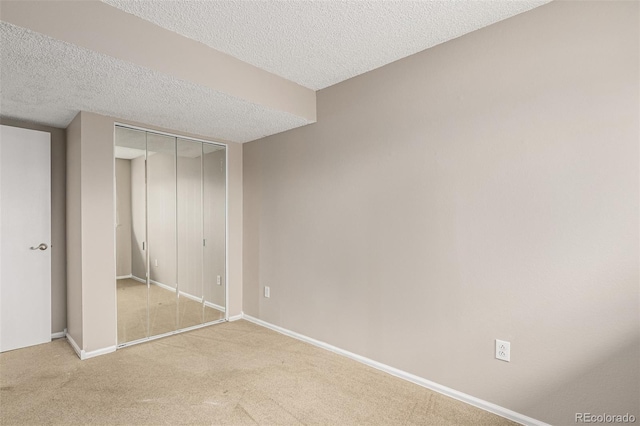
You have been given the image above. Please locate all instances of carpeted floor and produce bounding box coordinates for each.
[117,278,225,344]
[0,320,516,425]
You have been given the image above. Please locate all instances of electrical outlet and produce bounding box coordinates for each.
[495,339,510,362]
[264,286,270,298]
[216,275,221,285]
[154,259,158,267]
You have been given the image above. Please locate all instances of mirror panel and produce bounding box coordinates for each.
[115,126,148,344]
[177,138,204,329]
[116,126,226,346]
[146,133,178,337]
[203,143,226,323]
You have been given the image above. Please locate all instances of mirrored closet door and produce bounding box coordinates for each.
[115,126,226,346]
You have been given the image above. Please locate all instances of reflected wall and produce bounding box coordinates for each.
[114,125,226,345]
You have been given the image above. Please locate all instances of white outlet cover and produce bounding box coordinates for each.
[495,339,511,362]
[264,286,270,298]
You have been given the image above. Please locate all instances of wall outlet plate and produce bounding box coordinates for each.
[216,275,221,285]
[264,286,270,298]
[496,339,510,362]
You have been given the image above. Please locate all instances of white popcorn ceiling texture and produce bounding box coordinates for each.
[1,1,550,142]
[0,23,311,143]
[102,0,550,90]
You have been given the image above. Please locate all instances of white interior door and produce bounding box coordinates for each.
[0,125,51,352]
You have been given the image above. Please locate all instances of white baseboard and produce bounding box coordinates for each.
[51,328,67,339]
[66,333,82,359]
[130,275,146,284]
[65,333,116,360]
[205,301,226,313]
[149,278,175,293]
[116,274,132,280]
[148,279,226,312]
[228,313,243,322]
[178,287,202,303]
[241,314,548,426]
[83,345,117,360]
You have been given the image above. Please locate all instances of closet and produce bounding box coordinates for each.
[114,125,226,346]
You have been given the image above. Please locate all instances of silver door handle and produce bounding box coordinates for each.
[30,243,48,251]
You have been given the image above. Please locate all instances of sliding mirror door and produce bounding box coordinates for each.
[146,133,178,337]
[203,143,226,322]
[115,127,148,345]
[116,126,226,346]
[177,138,204,329]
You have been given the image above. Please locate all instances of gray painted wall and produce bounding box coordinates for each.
[243,1,639,424]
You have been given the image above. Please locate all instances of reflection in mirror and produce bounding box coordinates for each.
[203,143,226,322]
[116,126,226,347]
[115,126,148,344]
[177,139,204,329]
[147,133,178,337]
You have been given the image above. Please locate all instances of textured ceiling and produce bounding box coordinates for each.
[102,0,550,90]
[0,22,310,143]
[1,1,551,143]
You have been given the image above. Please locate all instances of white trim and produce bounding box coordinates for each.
[82,345,117,360]
[228,313,243,322]
[116,274,132,280]
[204,301,226,313]
[148,279,225,312]
[66,334,82,359]
[149,278,175,293]
[117,318,225,349]
[113,128,118,355]
[224,145,229,322]
[66,333,116,360]
[51,328,67,339]
[179,288,202,303]
[130,275,146,284]
[241,314,549,426]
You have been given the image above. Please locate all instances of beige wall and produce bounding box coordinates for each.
[79,112,118,352]
[242,2,639,425]
[130,156,146,280]
[203,149,226,308]
[65,114,82,347]
[147,151,177,288]
[0,117,67,335]
[226,141,242,317]
[115,159,132,277]
[123,143,227,306]
[177,154,203,297]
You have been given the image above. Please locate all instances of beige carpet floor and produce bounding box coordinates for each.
[0,320,515,425]
[117,278,224,345]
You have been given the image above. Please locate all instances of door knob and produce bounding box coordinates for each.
[30,243,48,251]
